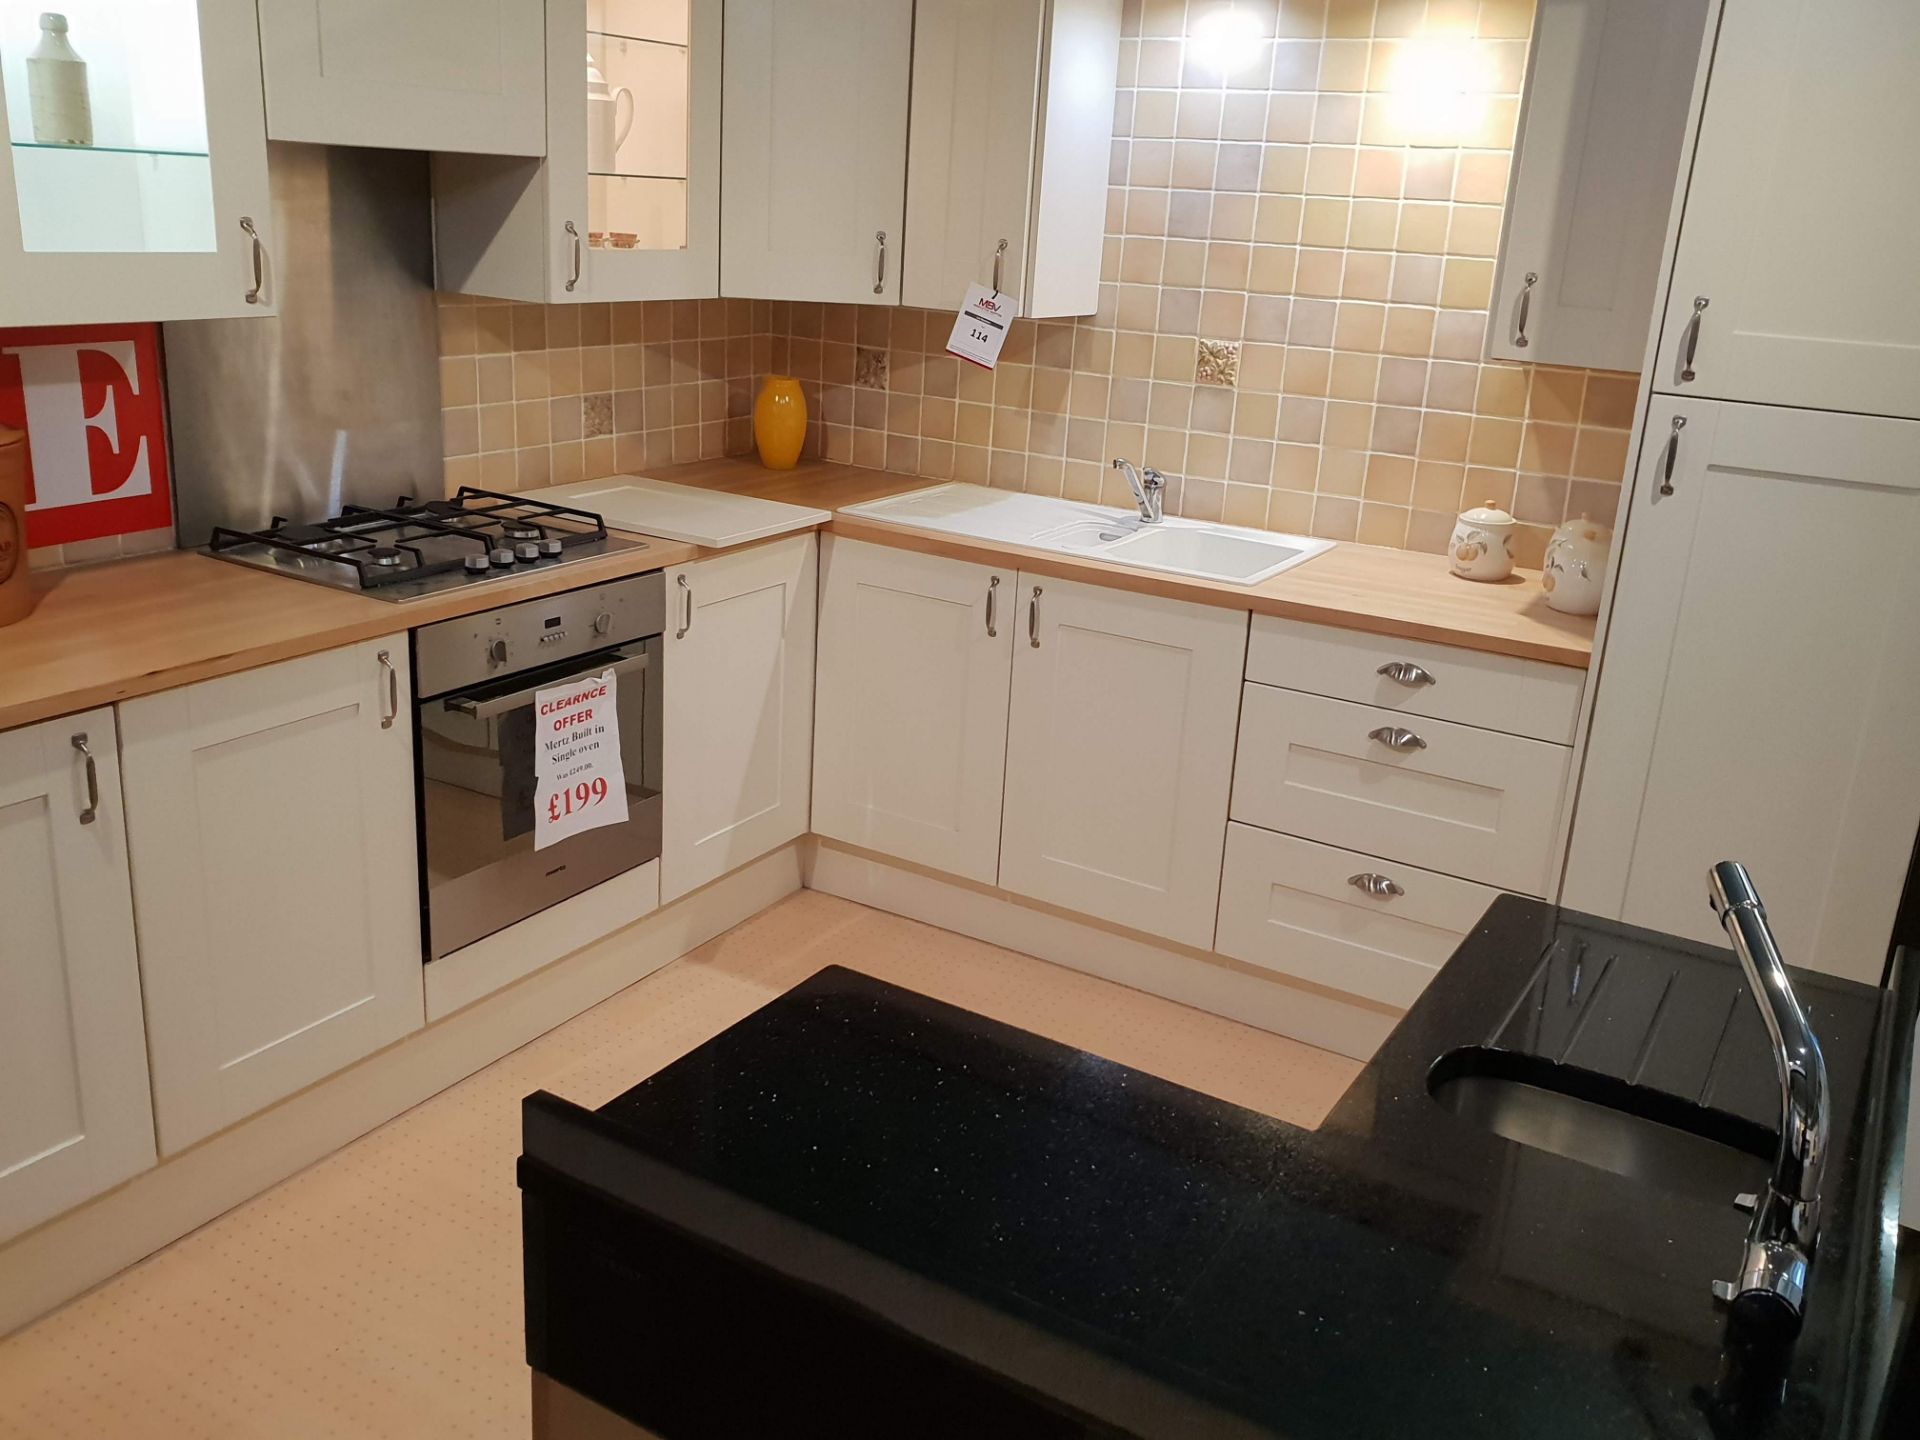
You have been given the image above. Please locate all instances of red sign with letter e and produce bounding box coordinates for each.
[0,323,173,548]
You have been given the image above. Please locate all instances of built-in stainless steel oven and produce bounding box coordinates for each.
[412,573,664,960]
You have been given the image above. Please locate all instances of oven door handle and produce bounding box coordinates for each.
[443,648,649,720]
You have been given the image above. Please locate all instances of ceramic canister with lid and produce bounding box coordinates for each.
[1448,500,1518,582]
[1542,514,1613,616]
[0,425,34,627]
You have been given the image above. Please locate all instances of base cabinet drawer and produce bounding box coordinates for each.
[1231,683,1570,895]
[1246,615,1585,743]
[1216,824,1500,1008]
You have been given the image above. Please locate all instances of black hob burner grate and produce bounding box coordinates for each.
[209,488,613,591]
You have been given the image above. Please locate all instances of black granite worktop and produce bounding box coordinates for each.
[519,898,1917,1439]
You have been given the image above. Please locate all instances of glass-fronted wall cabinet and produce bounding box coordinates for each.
[435,0,720,303]
[0,0,273,324]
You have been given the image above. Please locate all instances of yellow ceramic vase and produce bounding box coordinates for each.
[753,375,807,471]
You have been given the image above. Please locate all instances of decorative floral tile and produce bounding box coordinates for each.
[582,392,614,438]
[1195,338,1240,387]
[855,348,890,389]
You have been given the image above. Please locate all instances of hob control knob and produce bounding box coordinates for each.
[592,610,614,636]
[540,537,564,556]
[463,553,491,573]
[515,541,542,562]
[489,547,515,567]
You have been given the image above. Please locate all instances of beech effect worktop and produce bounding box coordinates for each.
[0,457,1593,732]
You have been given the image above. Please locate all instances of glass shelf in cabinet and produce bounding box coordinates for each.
[11,140,212,160]
[586,29,688,49]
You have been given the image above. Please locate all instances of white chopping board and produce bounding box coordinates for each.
[521,476,831,547]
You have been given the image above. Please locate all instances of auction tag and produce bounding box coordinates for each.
[946,282,1018,370]
[533,668,629,850]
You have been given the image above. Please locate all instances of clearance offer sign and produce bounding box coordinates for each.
[0,323,172,548]
[533,667,629,849]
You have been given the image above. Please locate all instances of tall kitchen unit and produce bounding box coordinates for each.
[1564,0,1920,985]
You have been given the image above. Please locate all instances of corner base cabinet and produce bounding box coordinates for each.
[999,575,1249,948]
[661,535,817,904]
[813,538,1015,886]
[120,636,425,1153]
[0,709,155,1242]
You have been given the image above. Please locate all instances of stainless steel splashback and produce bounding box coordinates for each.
[165,142,442,543]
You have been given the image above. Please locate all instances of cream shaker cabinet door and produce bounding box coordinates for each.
[1658,0,1920,416]
[0,0,274,324]
[903,0,1044,313]
[719,0,911,303]
[1487,0,1708,370]
[998,574,1247,947]
[661,534,817,903]
[120,636,424,1153]
[812,537,1014,885]
[1565,398,1920,982]
[0,709,155,1241]
[257,0,545,154]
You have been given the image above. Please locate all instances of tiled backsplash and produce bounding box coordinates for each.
[436,295,766,494]
[436,0,1639,567]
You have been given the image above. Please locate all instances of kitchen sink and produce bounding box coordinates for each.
[1429,1046,1773,1206]
[839,483,1334,585]
[1104,525,1325,584]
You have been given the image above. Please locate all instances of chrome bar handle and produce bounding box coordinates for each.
[985,575,1000,638]
[1660,414,1687,496]
[565,221,583,293]
[1679,295,1709,382]
[1376,660,1436,687]
[873,230,888,295]
[992,237,1008,294]
[70,734,98,825]
[1513,271,1537,349]
[1028,586,1042,649]
[676,574,693,639]
[1347,872,1404,899]
[240,216,264,305]
[377,650,398,729]
[1368,726,1426,752]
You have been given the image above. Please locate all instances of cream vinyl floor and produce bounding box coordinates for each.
[0,891,1362,1440]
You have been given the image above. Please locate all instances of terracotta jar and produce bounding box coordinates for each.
[0,425,32,627]
[753,376,807,471]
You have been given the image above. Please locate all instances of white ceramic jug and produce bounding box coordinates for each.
[587,55,634,175]
[1542,515,1613,616]
[1449,501,1518,582]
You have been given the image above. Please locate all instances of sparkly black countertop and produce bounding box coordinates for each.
[520,897,1917,1439]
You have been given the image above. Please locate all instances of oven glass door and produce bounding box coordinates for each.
[420,641,662,959]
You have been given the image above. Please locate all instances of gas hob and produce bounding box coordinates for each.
[205,488,650,602]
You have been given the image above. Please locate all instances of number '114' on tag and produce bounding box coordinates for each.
[947,282,1018,370]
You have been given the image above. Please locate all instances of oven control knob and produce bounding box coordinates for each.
[540,537,564,557]
[463,553,492,573]
[487,639,509,666]
[592,610,613,636]
[515,541,542,562]
[489,547,515,567]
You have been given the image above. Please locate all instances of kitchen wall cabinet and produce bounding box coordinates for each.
[813,538,1015,886]
[661,535,816,904]
[435,0,721,302]
[257,0,545,155]
[1565,398,1920,983]
[0,0,274,325]
[1656,0,1920,418]
[1486,0,1708,371]
[120,636,424,1153]
[719,0,912,304]
[0,709,155,1243]
[903,0,1121,318]
[998,575,1247,948]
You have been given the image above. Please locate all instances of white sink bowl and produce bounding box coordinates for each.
[839,484,1333,586]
